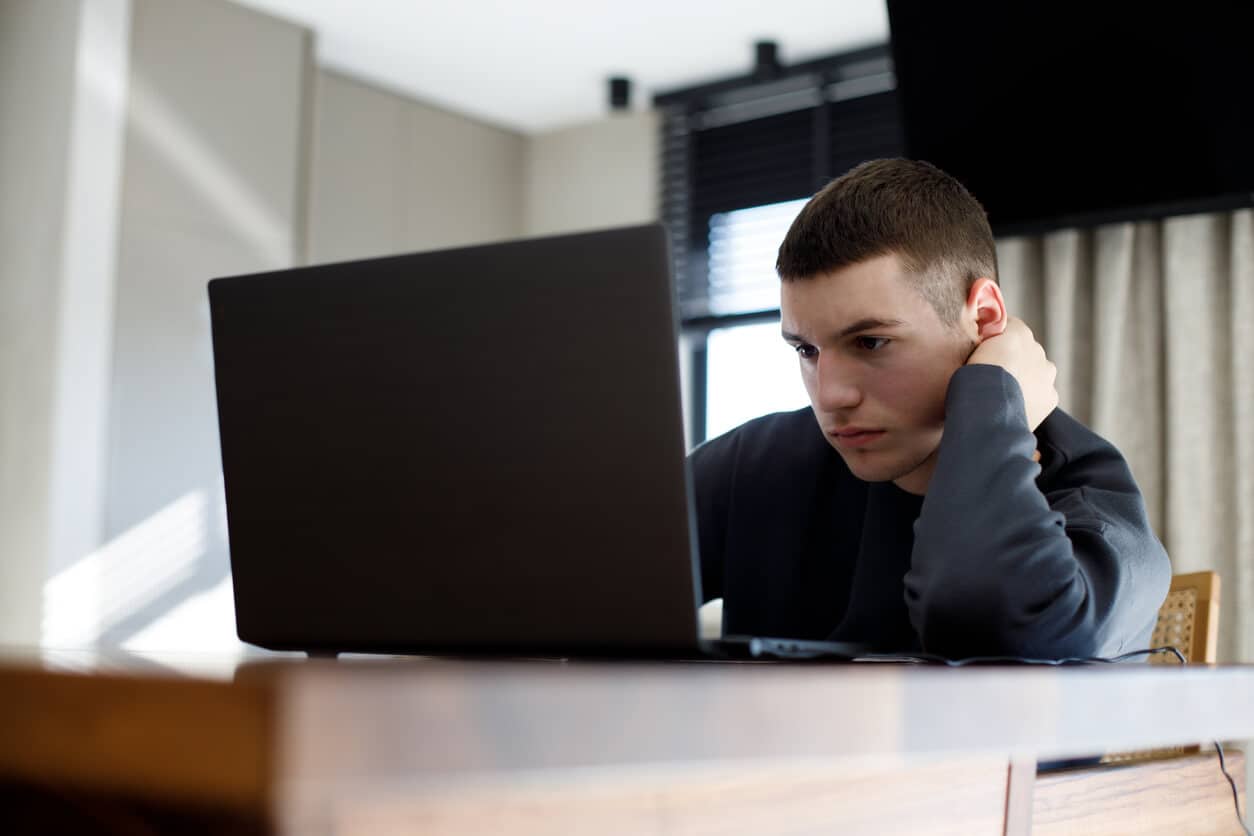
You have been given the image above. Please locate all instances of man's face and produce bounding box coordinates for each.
[780,252,973,494]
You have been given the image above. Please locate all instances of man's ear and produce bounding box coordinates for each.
[965,277,1007,343]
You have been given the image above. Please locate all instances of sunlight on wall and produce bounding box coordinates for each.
[42,491,207,647]
[126,72,291,266]
[123,574,243,655]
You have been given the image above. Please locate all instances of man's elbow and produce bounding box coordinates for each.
[917,615,1105,660]
[911,577,1107,660]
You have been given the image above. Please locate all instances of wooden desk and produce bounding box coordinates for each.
[1,650,1250,834]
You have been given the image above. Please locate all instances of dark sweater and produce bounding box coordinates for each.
[690,364,1171,659]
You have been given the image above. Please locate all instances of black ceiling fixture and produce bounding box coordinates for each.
[608,77,632,111]
[753,41,781,81]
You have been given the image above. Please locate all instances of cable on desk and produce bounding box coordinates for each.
[855,645,1188,666]
[1214,741,1252,836]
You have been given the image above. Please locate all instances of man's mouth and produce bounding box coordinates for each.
[828,428,886,449]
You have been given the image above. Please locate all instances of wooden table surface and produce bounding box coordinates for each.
[3,648,1251,835]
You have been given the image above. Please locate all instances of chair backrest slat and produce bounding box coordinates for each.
[1149,571,1220,664]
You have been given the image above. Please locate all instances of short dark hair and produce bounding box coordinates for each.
[775,158,997,325]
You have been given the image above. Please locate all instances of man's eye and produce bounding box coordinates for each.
[855,336,890,351]
[793,344,818,359]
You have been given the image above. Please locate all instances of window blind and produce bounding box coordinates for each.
[658,46,905,321]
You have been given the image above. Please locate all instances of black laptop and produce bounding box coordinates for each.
[208,224,867,660]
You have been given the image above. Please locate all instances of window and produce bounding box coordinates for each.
[705,320,809,441]
[706,198,809,316]
[657,44,903,447]
[700,199,811,441]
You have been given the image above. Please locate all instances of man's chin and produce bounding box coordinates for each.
[837,454,907,484]
[837,448,935,486]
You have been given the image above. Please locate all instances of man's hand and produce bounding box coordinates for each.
[966,316,1058,431]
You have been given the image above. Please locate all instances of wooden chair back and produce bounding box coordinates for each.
[1099,571,1221,765]
[1150,571,1220,664]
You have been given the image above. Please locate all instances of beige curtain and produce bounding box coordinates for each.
[997,210,1254,662]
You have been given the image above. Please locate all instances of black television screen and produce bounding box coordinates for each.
[886,2,1254,235]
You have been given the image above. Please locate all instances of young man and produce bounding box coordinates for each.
[690,159,1171,660]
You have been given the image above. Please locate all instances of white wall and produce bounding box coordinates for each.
[523,111,659,237]
[84,0,313,651]
[5,0,662,651]
[309,74,660,262]
[46,0,131,583]
[306,78,667,459]
[0,0,83,646]
[307,70,525,263]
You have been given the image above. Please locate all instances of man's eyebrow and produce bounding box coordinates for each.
[781,318,905,343]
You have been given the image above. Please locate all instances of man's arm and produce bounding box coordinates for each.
[903,364,1171,659]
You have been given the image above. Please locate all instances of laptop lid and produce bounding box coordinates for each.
[208,224,704,655]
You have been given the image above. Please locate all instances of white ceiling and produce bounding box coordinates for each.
[233,0,889,134]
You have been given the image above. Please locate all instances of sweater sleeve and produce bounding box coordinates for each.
[903,364,1170,659]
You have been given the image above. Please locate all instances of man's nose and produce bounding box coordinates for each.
[816,354,862,411]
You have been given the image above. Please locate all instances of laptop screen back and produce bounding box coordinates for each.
[208,225,702,655]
